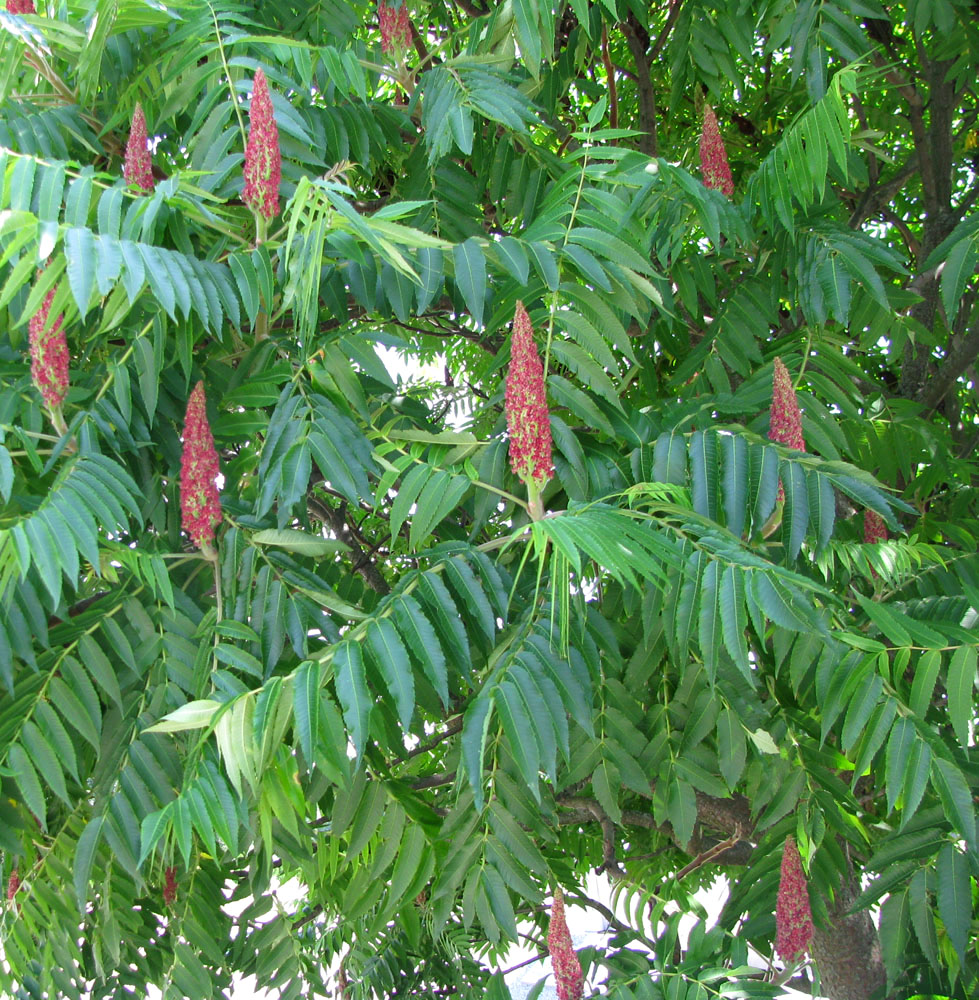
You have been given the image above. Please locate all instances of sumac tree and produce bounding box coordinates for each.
[1,2,977,999]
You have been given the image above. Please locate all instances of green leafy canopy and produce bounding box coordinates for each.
[1,2,978,999]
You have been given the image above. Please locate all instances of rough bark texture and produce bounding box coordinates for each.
[810,871,887,1000]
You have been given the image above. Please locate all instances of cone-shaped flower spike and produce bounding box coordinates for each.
[124,103,155,191]
[775,837,814,963]
[242,68,281,223]
[548,887,584,1000]
[379,0,412,54]
[769,357,805,503]
[180,381,222,555]
[700,104,734,196]
[29,283,69,412]
[505,301,553,489]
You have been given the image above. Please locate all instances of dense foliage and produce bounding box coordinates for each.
[1,1,978,999]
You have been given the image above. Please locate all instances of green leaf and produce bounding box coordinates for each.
[388,823,427,906]
[689,430,718,521]
[138,805,172,867]
[592,757,622,823]
[8,742,47,827]
[717,707,746,791]
[73,816,104,912]
[856,593,914,649]
[721,432,749,537]
[698,557,721,682]
[393,595,449,707]
[945,646,976,746]
[64,226,96,315]
[367,618,414,729]
[840,672,883,754]
[453,238,486,328]
[79,634,123,710]
[495,679,540,800]
[898,737,930,822]
[719,564,750,678]
[251,528,349,558]
[667,778,697,847]
[930,757,976,848]
[20,721,69,805]
[885,716,914,814]
[144,699,222,734]
[333,643,370,759]
[409,471,469,551]
[939,234,977,322]
[908,648,941,718]
[461,693,493,808]
[936,844,970,966]
[293,660,321,763]
[493,237,529,283]
[908,868,939,971]
[654,431,687,485]
[511,0,542,77]
[49,675,100,749]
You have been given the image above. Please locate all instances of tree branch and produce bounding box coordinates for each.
[622,14,657,156]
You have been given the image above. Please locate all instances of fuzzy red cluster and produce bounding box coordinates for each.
[548,887,584,1000]
[242,68,281,222]
[769,357,805,503]
[700,104,734,196]
[124,103,154,191]
[6,869,19,900]
[775,837,813,963]
[863,509,888,544]
[6,0,36,14]
[769,358,805,451]
[505,301,553,488]
[163,866,177,907]
[29,284,69,409]
[379,0,411,54]
[180,381,222,550]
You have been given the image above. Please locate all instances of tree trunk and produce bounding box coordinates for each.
[810,873,887,1000]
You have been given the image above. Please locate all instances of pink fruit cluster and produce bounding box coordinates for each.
[548,887,584,1000]
[29,283,69,410]
[179,381,222,550]
[505,301,553,488]
[124,103,154,191]
[775,837,813,963]
[242,68,281,222]
[5,0,36,14]
[163,866,178,907]
[379,0,411,54]
[863,509,888,543]
[700,104,734,196]
[6,868,19,900]
[769,357,805,503]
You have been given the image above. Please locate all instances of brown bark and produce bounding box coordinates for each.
[810,870,887,1000]
[621,15,657,156]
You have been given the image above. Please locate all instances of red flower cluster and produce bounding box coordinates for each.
[6,0,36,14]
[505,301,553,489]
[29,283,69,410]
[124,103,154,191]
[242,68,281,222]
[163,866,177,907]
[769,358,805,453]
[700,104,734,196]
[548,887,584,1000]
[379,0,411,54]
[769,357,805,503]
[863,509,888,544]
[775,837,813,963]
[180,381,222,551]
[6,868,19,900]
